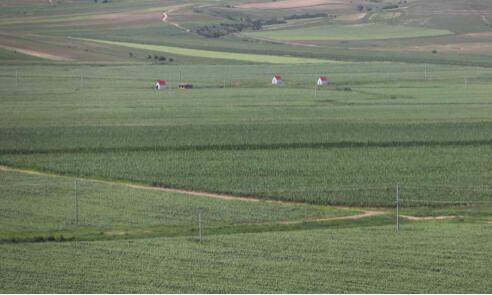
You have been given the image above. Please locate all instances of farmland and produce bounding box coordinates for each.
[244,23,453,41]
[1,0,491,293]
[1,223,491,293]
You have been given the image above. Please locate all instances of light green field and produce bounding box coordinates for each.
[244,23,453,41]
[78,38,340,64]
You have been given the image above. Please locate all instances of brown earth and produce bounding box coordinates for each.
[0,44,74,61]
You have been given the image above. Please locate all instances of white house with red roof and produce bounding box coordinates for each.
[272,74,283,85]
[317,76,329,86]
[155,80,167,90]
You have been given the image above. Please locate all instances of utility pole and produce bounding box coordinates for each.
[74,179,79,226]
[396,184,400,232]
[198,210,202,243]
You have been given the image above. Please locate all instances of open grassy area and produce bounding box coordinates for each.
[244,23,453,41]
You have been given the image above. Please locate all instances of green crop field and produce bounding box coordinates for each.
[244,23,453,41]
[1,0,491,293]
[1,222,491,293]
[1,63,491,206]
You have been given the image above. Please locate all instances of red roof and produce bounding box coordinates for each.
[319,76,328,81]
[156,80,167,85]
[274,75,282,80]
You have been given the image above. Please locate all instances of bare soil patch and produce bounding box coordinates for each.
[0,45,74,61]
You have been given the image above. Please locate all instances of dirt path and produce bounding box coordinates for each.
[400,215,459,221]
[0,45,74,61]
[278,210,385,224]
[161,7,191,32]
[3,165,467,225]
[481,15,491,26]
[0,165,389,223]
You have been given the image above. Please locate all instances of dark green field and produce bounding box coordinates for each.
[0,0,491,293]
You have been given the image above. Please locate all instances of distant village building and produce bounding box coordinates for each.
[155,80,167,90]
[272,74,283,85]
[317,76,329,86]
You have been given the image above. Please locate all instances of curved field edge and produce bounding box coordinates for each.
[75,38,342,64]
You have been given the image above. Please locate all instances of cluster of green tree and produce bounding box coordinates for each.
[196,18,284,38]
[147,55,174,62]
[284,13,328,20]
[196,13,329,38]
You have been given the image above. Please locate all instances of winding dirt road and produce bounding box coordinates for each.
[0,165,386,223]
[2,165,470,224]
[161,7,190,32]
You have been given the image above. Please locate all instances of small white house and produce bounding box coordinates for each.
[317,76,329,86]
[155,80,167,90]
[272,74,283,85]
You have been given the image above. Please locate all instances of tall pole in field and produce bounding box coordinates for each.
[74,179,79,226]
[396,183,400,232]
[464,77,468,98]
[198,210,202,243]
[15,67,18,88]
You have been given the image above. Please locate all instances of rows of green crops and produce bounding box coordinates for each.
[1,63,491,205]
[1,222,490,293]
